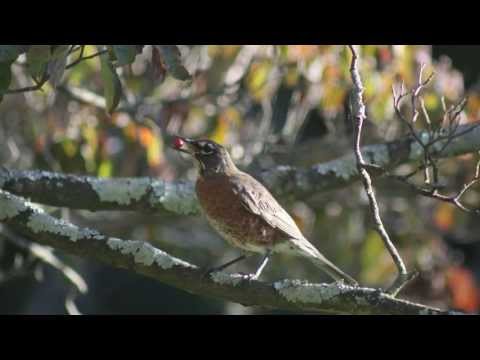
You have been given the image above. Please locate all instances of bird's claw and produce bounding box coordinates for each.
[202,267,217,278]
[237,272,258,281]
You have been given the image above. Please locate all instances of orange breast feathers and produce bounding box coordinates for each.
[195,175,282,249]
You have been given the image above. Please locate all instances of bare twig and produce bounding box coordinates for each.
[65,48,107,69]
[387,153,480,215]
[390,61,480,216]
[5,69,50,94]
[348,45,414,296]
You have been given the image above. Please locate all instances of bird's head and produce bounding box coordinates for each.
[172,136,237,176]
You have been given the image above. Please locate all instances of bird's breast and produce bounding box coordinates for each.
[195,175,283,252]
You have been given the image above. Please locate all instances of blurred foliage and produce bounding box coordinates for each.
[1,45,480,314]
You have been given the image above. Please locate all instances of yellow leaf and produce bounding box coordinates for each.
[98,159,113,178]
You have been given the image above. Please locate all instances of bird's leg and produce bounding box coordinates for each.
[246,250,271,281]
[203,254,249,277]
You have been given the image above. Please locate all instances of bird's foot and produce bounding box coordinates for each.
[237,272,259,281]
[329,278,359,288]
[202,267,219,278]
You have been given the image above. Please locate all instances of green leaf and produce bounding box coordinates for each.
[100,54,122,114]
[112,45,137,66]
[0,61,12,96]
[26,45,51,80]
[154,45,191,81]
[0,45,29,62]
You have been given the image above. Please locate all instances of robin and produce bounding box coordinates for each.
[172,136,358,285]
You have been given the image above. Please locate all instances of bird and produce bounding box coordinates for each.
[172,136,358,285]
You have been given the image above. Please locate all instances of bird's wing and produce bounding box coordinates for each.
[231,173,305,240]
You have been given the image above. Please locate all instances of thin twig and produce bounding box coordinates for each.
[348,45,413,296]
[65,48,107,69]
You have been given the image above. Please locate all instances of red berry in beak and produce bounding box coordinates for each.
[173,136,184,149]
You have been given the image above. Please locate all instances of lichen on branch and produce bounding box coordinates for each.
[0,189,462,315]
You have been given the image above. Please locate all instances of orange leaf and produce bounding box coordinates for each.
[434,202,455,231]
[446,266,480,312]
[137,126,154,148]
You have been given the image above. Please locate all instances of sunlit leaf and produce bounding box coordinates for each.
[145,132,162,167]
[246,61,272,100]
[98,159,113,177]
[124,122,137,141]
[138,126,154,148]
[210,107,240,144]
[154,45,191,81]
[100,54,123,114]
[287,45,318,62]
[360,231,393,283]
[62,139,77,158]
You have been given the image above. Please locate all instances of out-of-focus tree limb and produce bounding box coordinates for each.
[1,123,480,215]
[0,189,463,315]
[0,169,200,215]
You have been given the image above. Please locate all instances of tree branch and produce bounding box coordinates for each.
[0,169,200,215]
[1,122,480,215]
[0,189,462,315]
[348,45,413,296]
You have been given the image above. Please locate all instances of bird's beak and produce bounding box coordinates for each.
[172,136,197,155]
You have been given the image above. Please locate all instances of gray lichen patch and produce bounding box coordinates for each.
[0,190,28,220]
[409,141,425,160]
[210,272,246,286]
[362,143,390,166]
[89,178,150,205]
[419,308,437,315]
[315,157,357,181]
[274,279,352,304]
[260,165,294,190]
[150,180,199,215]
[27,211,97,242]
[106,238,195,269]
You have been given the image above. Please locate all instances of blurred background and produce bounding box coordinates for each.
[1,45,479,314]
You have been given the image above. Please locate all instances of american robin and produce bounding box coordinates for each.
[172,136,358,285]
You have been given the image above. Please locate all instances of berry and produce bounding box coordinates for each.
[173,136,184,149]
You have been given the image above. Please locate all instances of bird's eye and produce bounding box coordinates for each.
[200,143,216,155]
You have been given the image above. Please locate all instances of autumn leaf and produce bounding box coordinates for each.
[434,202,455,231]
[446,266,480,312]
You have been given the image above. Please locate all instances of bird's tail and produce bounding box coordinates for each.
[295,239,358,286]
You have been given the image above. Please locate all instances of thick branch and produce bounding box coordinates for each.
[1,123,480,214]
[0,169,200,215]
[0,189,461,315]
